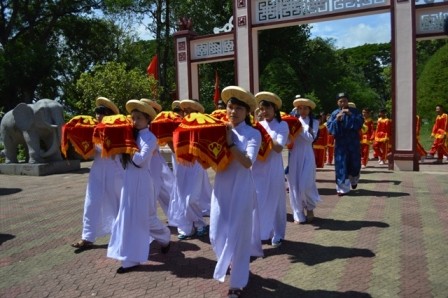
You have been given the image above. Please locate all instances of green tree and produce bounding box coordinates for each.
[104,0,180,104]
[416,39,448,77]
[259,57,298,113]
[300,37,347,112]
[338,43,391,106]
[258,26,310,110]
[74,62,160,115]
[171,0,233,35]
[58,18,130,110]
[0,0,119,112]
[198,61,235,113]
[417,43,448,119]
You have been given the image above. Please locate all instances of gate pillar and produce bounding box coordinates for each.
[391,0,419,171]
[234,0,256,92]
[174,29,198,100]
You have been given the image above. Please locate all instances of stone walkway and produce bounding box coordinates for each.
[1,158,447,297]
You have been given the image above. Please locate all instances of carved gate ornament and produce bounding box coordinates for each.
[253,0,389,25]
[213,16,234,34]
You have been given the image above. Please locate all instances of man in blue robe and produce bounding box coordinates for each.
[327,93,364,196]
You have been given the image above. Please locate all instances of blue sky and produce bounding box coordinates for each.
[310,13,391,49]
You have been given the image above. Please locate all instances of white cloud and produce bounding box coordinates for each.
[311,13,391,49]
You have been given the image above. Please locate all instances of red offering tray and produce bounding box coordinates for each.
[173,112,231,171]
[93,115,138,158]
[61,115,97,159]
[253,122,273,161]
[281,115,303,149]
[209,109,228,122]
[150,111,182,146]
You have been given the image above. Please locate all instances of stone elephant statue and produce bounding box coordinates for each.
[0,99,65,163]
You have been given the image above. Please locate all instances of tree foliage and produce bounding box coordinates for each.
[74,62,160,115]
[171,0,233,35]
[260,57,298,113]
[417,43,448,118]
[0,0,126,112]
[416,39,448,77]
[338,43,391,110]
[258,27,385,114]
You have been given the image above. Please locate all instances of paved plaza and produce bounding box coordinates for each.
[1,158,448,297]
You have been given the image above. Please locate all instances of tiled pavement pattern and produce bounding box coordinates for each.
[1,158,447,297]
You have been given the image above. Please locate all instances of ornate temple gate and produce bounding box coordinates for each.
[174,0,448,171]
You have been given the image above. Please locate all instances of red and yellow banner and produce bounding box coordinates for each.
[150,111,182,145]
[93,115,138,158]
[61,115,97,159]
[253,122,273,161]
[281,115,303,149]
[209,109,228,122]
[173,112,231,171]
[62,114,138,159]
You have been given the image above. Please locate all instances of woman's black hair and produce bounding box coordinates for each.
[259,100,282,122]
[121,110,151,169]
[121,127,142,170]
[94,105,114,116]
[307,109,314,119]
[228,97,252,125]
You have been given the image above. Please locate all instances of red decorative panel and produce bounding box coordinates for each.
[178,41,186,51]
[178,52,186,62]
[238,16,246,27]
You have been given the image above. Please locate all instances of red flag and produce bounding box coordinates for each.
[213,70,220,107]
[147,55,158,80]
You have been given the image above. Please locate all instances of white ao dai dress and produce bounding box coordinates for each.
[81,146,123,242]
[287,116,321,223]
[107,128,157,267]
[252,119,289,243]
[210,121,263,289]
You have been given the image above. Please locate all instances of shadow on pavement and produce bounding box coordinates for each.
[318,188,338,196]
[263,240,375,266]
[73,243,108,254]
[245,272,372,297]
[311,217,389,231]
[349,189,409,198]
[358,179,401,185]
[104,241,215,278]
[360,170,392,175]
[69,168,91,174]
[0,233,15,245]
[316,179,335,184]
[317,188,410,198]
[0,187,22,196]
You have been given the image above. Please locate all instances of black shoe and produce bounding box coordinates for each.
[161,242,171,254]
[116,265,139,274]
[272,239,283,248]
[351,184,357,190]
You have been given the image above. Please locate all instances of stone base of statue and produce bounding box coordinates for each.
[0,160,81,176]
